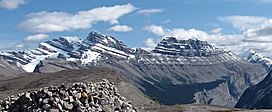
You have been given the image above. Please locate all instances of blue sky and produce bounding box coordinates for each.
[1,0,272,57]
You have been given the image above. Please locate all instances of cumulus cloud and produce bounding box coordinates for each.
[219,16,268,30]
[144,25,166,36]
[24,34,49,41]
[19,4,136,33]
[0,0,26,10]
[137,8,163,15]
[142,38,157,51]
[220,15,272,54]
[220,16,272,43]
[144,25,240,45]
[108,25,133,32]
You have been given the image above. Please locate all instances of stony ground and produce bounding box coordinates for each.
[0,79,136,111]
[0,67,159,111]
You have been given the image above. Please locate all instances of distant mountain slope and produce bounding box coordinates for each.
[242,49,272,70]
[0,55,25,78]
[0,31,267,107]
[235,50,272,109]
[235,71,272,109]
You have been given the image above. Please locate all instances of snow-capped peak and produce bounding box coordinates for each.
[0,31,136,73]
[0,31,247,74]
[242,48,256,60]
[242,48,272,68]
[62,36,81,43]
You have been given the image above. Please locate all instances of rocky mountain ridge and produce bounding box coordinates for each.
[152,37,227,57]
[0,31,268,107]
[242,48,272,70]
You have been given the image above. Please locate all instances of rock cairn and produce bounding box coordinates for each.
[0,79,136,112]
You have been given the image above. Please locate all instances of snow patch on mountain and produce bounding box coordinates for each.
[242,48,272,68]
[62,36,80,43]
[81,50,101,64]
[0,31,136,73]
[20,50,59,72]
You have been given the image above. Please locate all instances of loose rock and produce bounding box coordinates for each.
[0,79,136,112]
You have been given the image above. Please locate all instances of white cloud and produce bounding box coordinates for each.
[142,38,157,51]
[220,16,272,43]
[0,0,26,10]
[211,28,223,34]
[144,25,166,36]
[137,8,163,15]
[19,4,136,33]
[108,25,133,32]
[144,25,240,44]
[219,16,268,30]
[24,34,49,41]
[144,24,246,53]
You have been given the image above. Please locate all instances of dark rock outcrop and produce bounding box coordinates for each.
[235,71,272,109]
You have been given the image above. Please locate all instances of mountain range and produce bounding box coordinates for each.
[0,31,268,108]
[234,49,272,109]
[242,48,272,71]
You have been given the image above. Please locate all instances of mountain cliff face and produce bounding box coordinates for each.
[235,51,272,109]
[235,71,272,109]
[0,31,267,107]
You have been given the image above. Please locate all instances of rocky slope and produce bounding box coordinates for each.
[0,53,25,78]
[235,51,272,109]
[0,31,268,107]
[0,67,158,108]
[100,37,267,107]
[0,67,242,112]
[235,70,272,109]
[0,79,136,112]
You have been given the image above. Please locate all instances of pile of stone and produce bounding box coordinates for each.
[0,79,136,112]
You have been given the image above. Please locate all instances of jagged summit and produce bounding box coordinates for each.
[0,31,268,108]
[86,31,110,43]
[152,37,225,56]
[242,48,256,60]
[242,48,272,68]
[0,31,136,72]
[0,32,239,73]
[86,31,133,54]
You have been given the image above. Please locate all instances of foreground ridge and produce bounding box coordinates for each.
[0,79,136,112]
